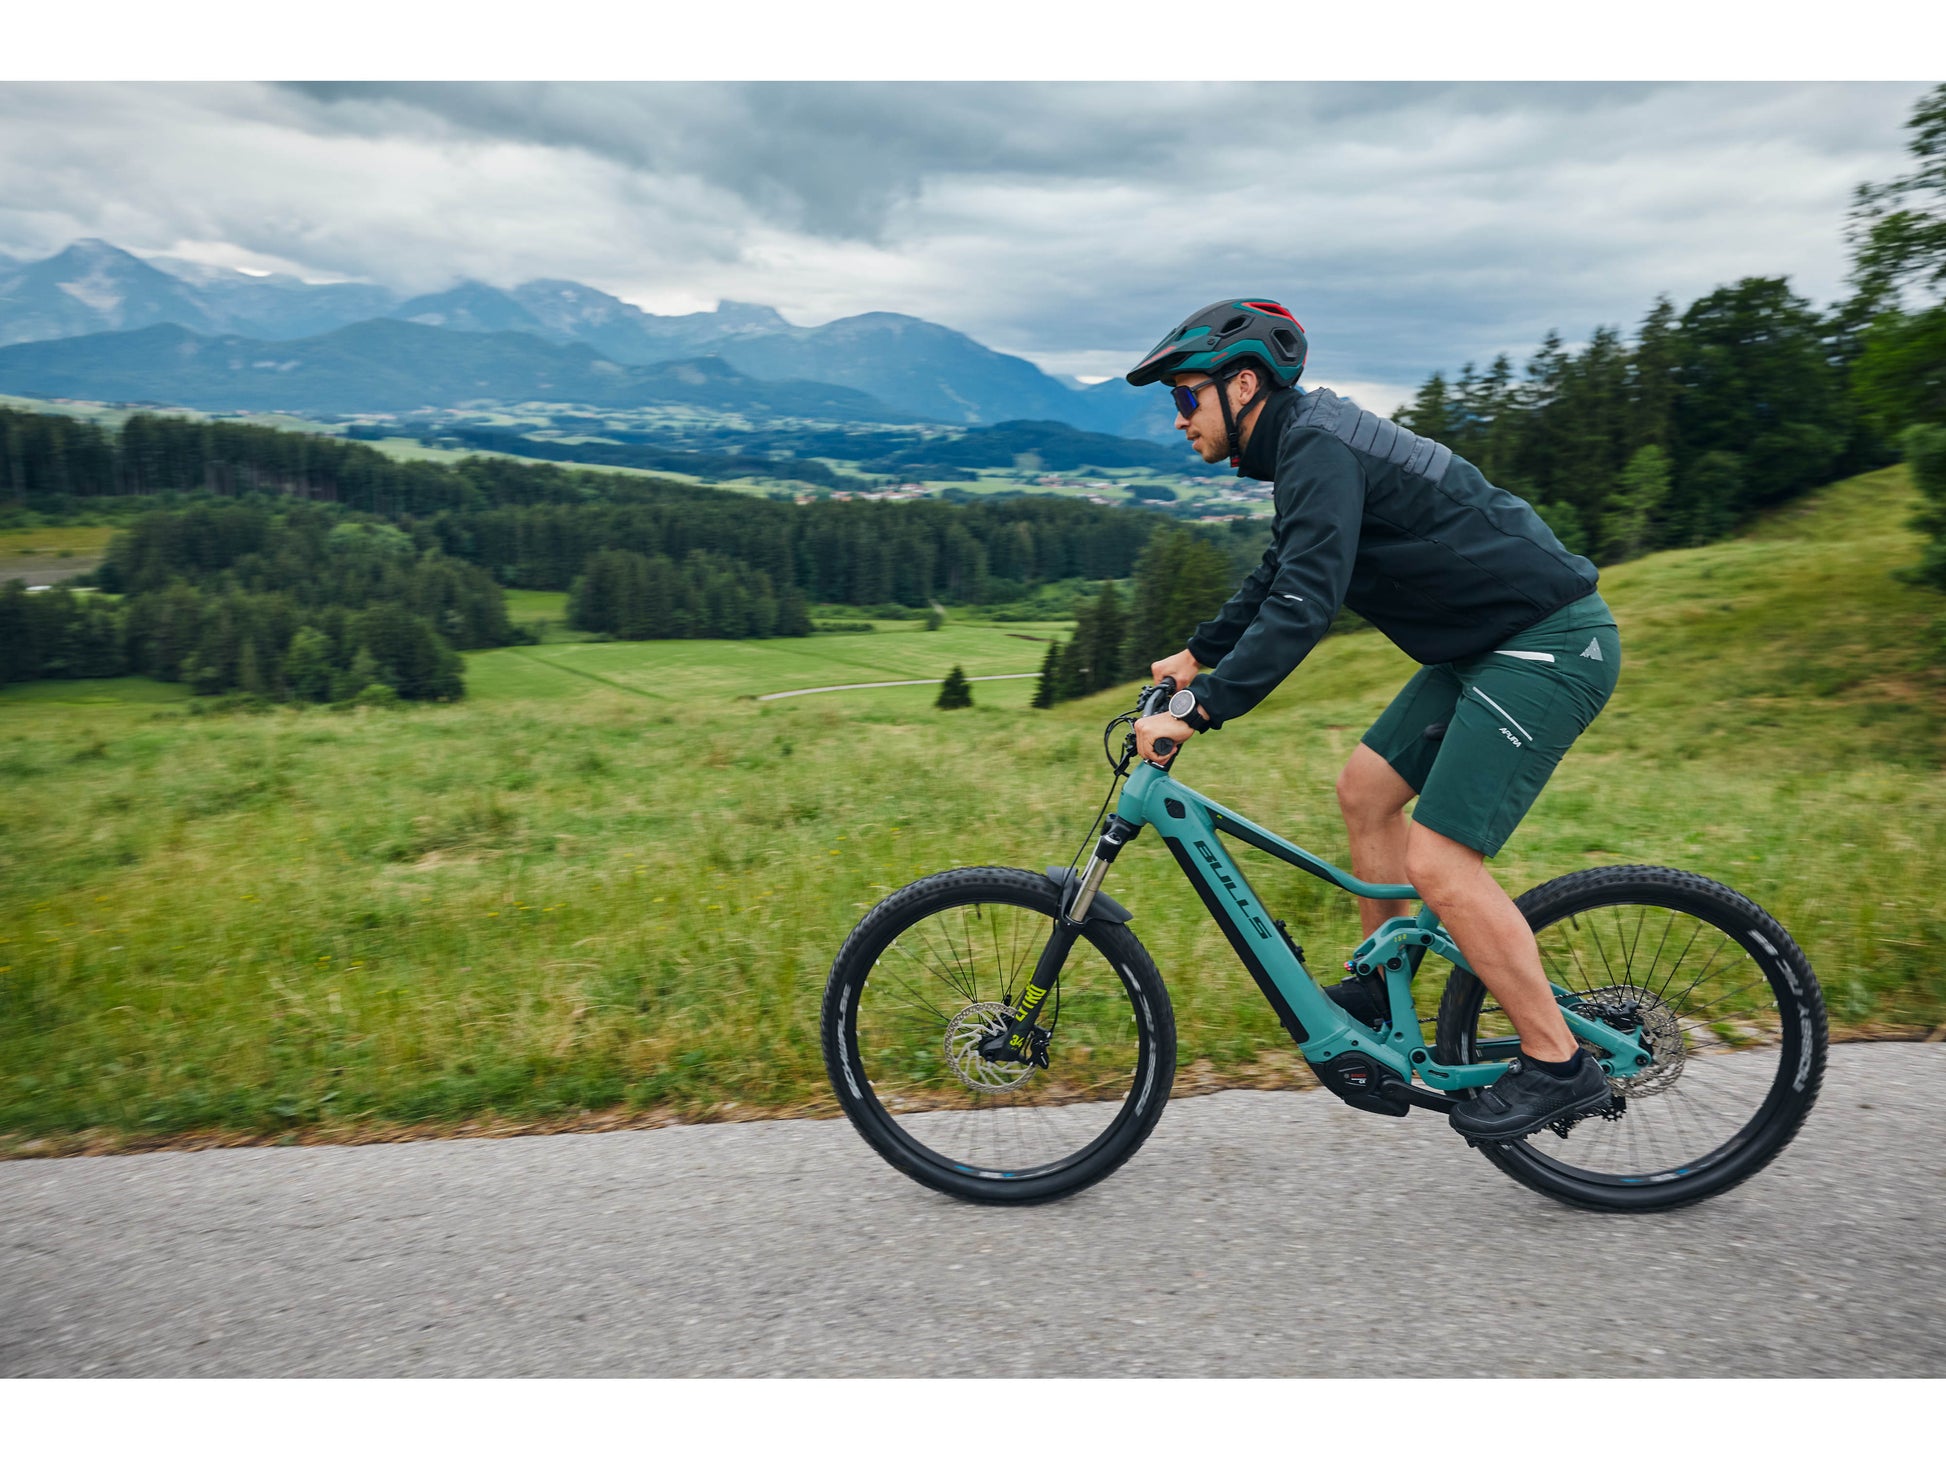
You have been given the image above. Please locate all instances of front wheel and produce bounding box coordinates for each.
[821,866,1176,1204]
[1436,865,1827,1212]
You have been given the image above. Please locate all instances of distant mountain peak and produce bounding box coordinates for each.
[712,300,791,327]
[59,237,138,260]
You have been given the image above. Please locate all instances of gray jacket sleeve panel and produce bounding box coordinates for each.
[1184,543,1278,667]
[1189,429,1367,727]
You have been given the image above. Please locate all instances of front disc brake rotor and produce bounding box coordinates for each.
[944,1002,1037,1092]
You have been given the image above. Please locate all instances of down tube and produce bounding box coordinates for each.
[1149,803,1399,1068]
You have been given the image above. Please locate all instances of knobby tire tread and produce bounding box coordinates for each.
[821,866,1177,1205]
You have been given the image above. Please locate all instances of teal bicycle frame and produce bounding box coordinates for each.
[1030,759,1655,1103]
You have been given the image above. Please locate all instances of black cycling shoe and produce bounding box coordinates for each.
[1325,971,1390,1029]
[1449,1053,1614,1142]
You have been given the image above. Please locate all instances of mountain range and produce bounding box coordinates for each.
[0,239,1164,439]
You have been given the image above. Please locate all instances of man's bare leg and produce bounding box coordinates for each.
[1403,822,1577,1061]
[1335,744,1415,936]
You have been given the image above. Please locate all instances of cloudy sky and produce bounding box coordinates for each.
[0,80,1932,412]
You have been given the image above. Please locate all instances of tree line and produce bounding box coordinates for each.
[566,549,813,640]
[3,406,1167,610]
[0,500,507,700]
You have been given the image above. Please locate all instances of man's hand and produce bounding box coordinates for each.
[1151,649,1202,687]
[1135,712,1195,766]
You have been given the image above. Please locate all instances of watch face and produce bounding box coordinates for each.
[1168,688,1198,720]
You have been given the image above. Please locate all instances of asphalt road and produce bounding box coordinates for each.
[3,1043,1941,1377]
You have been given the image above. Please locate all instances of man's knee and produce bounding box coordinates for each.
[1404,824,1485,905]
[1337,744,1411,824]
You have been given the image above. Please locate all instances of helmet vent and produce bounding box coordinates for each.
[1271,328,1300,360]
[1221,314,1247,335]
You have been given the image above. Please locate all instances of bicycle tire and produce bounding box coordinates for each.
[820,865,1176,1204]
[1435,864,1827,1212]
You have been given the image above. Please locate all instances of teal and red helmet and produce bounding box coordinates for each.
[1125,299,1307,389]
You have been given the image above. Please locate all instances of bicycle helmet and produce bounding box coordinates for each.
[1124,299,1307,389]
[1126,299,1307,466]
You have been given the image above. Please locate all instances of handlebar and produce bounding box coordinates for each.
[1132,676,1181,766]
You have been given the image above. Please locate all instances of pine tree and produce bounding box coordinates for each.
[1030,639,1061,709]
[1128,528,1236,674]
[282,626,334,702]
[1600,445,1671,563]
[1085,581,1128,691]
[936,664,973,709]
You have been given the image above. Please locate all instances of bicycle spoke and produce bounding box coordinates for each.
[1485,895,1802,1189]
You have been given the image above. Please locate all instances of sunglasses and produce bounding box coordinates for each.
[1169,378,1222,417]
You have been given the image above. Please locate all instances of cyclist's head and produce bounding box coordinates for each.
[1128,300,1306,466]
[1124,299,1307,392]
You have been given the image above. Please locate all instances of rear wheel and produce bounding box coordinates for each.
[1435,865,1826,1212]
[821,866,1175,1204]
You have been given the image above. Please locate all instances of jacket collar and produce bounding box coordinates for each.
[1236,386,1301,481]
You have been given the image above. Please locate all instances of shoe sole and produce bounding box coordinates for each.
[1451,1086,1615,1144]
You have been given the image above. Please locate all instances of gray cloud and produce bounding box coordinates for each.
[0,80,1931,412]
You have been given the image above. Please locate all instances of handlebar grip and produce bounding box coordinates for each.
[1158,676,1177,693]
[1152,736,1177,759]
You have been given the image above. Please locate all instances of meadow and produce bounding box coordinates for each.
[1,466,1940,1153]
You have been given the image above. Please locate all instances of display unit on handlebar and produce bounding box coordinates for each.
[819,679,1827,1211]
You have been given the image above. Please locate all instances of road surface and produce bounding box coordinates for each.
[3,1043,1940,1376]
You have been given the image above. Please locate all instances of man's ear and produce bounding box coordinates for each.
[1230,366,1260,402]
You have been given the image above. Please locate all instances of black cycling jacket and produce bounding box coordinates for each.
[1185,386,1598,728]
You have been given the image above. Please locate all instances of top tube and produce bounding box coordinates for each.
[1117,761,1419,903]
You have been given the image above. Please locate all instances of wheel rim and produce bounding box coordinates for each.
[1459,897,1805,1188]
[846,897,1154,1181]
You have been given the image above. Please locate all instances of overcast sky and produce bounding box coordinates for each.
[0,80,1932,413]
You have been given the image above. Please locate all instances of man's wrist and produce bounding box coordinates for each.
[1186,690,1219,732]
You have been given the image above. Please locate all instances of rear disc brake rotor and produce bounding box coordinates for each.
[1581,985,1686,1098]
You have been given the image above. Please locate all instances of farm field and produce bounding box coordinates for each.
[0,522,117,586]
[0,466,1941,1153]
[466,616,1070,710]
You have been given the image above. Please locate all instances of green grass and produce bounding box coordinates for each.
[0,677,192,706]
[464,618,1068,710]
[0,523,117,585]
[0,465,1940,1151]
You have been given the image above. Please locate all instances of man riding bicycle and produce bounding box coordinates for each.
[1126,299,1623,1142]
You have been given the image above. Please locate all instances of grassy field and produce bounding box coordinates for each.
[1,466,1941,1153]
[467,616,1070,712]
[0,522,118,586]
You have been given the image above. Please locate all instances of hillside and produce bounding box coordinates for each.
[0,466,1939,1150]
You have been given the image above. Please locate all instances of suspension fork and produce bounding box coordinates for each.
[982,815,1141,1061]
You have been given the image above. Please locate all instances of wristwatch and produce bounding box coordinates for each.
[1167,688,1211,730]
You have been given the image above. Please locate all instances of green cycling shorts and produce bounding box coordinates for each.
[1360,592,1621,858]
